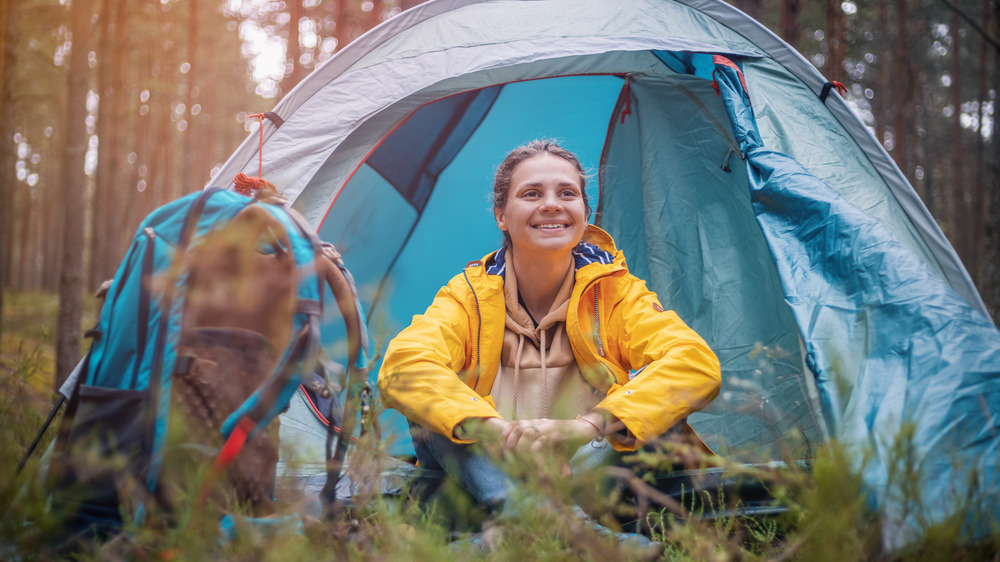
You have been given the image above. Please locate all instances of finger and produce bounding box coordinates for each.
[499,420,515,442]
[506,424,526,449]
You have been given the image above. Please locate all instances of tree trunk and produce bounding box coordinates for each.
[826,0,845,80]
[44,122,65,292]
[892,0,910,187]
[117,2,141,253]
[287,0,306,87]
[949,10,966,262]
[89,0,114,291]
[917,70,934,217]
[183,0,199,190]
[970,0,990,286]
[335,0,349,53]
[982,2,1000,319]
[366,0,381,33]
[734,0,761,21]
[0,0,16,341]
[874,1,889,150]
[780,0,801,51]
[56,0,94,389]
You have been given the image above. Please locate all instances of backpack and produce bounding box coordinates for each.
[42,187,370,545]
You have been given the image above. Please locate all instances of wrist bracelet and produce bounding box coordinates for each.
[575,415,605,442]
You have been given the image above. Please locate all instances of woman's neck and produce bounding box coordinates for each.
[510,247,574,319]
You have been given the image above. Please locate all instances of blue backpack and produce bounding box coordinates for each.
[42,187,369,544]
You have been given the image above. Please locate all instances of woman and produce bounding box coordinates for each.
[378,140,720,514]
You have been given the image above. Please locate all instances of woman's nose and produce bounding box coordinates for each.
[540,191,562,211]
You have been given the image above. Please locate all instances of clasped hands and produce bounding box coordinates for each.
[462,415,605,455]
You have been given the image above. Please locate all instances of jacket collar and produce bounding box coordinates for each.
[483,225,620,278]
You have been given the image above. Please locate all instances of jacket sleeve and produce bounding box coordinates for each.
[377,278,501,442]
[593,276,721,450]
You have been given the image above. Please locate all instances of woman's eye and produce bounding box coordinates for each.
[560,189,580,197]
[522,190,540,198]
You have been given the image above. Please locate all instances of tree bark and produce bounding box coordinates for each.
[287,0,306,87]
[826,0,845,81]
[949,10,966,262]
[56,0,94,388]
[44,117,65,292]
[335,0,349,53]
[892,0,911,188]
[874,1,889,150]
[780,0,801,51]
[183,0,200,190]
[0,0,16,341]
[970,0,990,286]
[917,70,935,217]
[735,0,761,21]
[982,1,1000,319]
[89,0,114,291]
[366,0,381,33]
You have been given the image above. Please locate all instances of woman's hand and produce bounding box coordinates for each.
[502,416,602,453]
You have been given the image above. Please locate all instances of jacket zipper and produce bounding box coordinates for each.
[593,283,604,357]
[579,271,619,365]
[462,269,482,392]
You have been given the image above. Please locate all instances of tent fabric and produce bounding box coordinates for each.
[367,85,502,212]
[713,62,1000,543]
[208,0,1000,543]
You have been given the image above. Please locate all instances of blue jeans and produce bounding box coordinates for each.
[410,426,622,508]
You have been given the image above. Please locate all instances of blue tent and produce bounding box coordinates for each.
[211,0,1000,545]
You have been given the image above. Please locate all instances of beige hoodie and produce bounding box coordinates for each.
[490,250,601,420]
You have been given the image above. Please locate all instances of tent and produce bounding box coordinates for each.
[211,0,1000,544]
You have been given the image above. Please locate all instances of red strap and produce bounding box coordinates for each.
[199,417,256,506]
[711,55,750,98]
[832,81,847,97]
[248,112,265,178]
[233,113,268,196]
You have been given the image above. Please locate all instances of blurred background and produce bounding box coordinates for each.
[0,0,997,389]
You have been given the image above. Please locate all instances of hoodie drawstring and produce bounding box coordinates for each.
[512,334,525,419]
[511,328,549,419]
[539,328,548,417]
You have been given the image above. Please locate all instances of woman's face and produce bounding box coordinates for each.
[495,153,587,259]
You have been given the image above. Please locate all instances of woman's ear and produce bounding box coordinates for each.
[495,210,507,232]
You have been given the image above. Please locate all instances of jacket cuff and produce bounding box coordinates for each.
[433,395,502,444]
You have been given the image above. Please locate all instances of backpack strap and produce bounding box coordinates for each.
[315,243,372,508]
[204,202,371,511]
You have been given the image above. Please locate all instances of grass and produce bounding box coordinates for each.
[1,289,998,560]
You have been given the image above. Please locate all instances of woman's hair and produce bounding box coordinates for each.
[492,140,591,247]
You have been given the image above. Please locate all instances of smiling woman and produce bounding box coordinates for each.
[376,139,722,547]
[494,148,589,267]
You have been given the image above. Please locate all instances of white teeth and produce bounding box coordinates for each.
[536,224,566,229]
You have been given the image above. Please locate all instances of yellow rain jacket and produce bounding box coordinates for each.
[378,226,720,451]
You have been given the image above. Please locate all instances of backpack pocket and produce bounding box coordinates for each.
[49,385,150,537]
[173,327,280,514]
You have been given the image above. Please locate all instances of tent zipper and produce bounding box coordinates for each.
[676,83,743,157]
